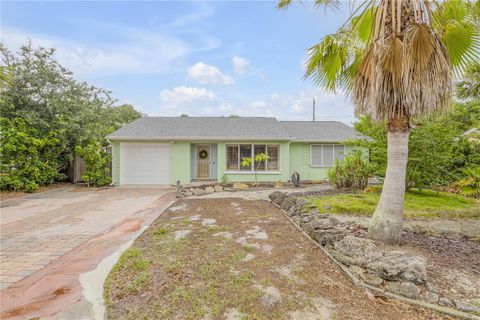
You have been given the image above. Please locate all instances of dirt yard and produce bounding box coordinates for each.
[104,198,451,320]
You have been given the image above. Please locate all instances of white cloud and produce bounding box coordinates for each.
[160,86,217,108]
[157,86,223,116]
[232,55,250,75]
[187,62,234,85]
[154,86,355,123]
[1,24,220,77]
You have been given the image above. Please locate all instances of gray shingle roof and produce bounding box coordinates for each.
[106,117,366,142]
[280,121,366,142]
[106,117,291,141]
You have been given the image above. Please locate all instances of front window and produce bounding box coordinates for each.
[310,144,345,167]
[226,145,238,170]
[226,144,280,172]
[239,144,252,171]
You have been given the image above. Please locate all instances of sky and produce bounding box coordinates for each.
[1,1,357,124]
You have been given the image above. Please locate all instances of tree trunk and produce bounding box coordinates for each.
[368,120,410,245]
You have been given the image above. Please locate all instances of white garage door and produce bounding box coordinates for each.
[120,142,171,185]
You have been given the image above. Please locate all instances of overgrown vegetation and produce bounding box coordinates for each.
[0,43,141,192]
[353,96,480,191]
[75,142,112,187]
[328,151,372,190]
[309,190,480,219]
[456,167,480,198]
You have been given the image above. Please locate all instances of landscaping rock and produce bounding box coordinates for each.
[312,229,345,246]
[287,199,308,217]
[233,182,249,189]
[300,215,315,224]
[348,265,383,285]
[192,188,206,196]
[367,251,427,284]
[439,297,454,307]
[205,186,215,194]
[425,282,437,294]
[214,185,223,192]
[419,291,439,304]
[349,266,365,278]
[274,180,284,189]
[387,282,421,299]
[333,236,383,266]
[268,191,286,205]
[184,191,193,196]
[280,195,298,212]
[323,204,332,211]
[362,273,383,286]
[454,300,480,313]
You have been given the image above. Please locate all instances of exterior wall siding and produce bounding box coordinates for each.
[288,143,368,182]
[170,141,191,185]
[111,139,367,185]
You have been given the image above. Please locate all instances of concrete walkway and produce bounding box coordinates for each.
[0,186,175,319]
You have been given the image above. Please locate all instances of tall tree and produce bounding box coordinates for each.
[279,0,480,244]
[1,43,142,191]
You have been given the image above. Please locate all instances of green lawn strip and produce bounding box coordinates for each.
[308,189,480,219]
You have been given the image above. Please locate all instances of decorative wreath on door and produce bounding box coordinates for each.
[199,149,208,159]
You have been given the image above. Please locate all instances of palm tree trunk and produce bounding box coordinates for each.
[368,119,410,245]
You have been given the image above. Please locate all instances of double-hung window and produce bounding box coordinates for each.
[226,144,280,172]
[310,144,345,167]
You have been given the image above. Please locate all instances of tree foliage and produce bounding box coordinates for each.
[0,118,62,192]
[75,142,112,187]
[0,43,142,191]
[353,102,480,190]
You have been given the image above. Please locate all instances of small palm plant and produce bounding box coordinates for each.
[456,167,480,198]
[240,153,270,186]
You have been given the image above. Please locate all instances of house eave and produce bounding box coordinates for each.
[106,136,292,141]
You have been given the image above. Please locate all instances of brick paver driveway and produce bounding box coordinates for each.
[0,185,173,291]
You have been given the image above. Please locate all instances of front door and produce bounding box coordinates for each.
[196,144,211,179]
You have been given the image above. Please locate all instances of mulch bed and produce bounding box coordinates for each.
[396,232,480,301]
[105,198,450,319]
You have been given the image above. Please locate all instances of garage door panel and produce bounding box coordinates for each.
[120,143,171,185]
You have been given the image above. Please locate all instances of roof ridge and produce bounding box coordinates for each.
[143,116,278,119]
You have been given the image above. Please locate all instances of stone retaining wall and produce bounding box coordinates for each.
[268,191,480,317]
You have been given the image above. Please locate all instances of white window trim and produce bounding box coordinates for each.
[225,144,280,173]
[309,144,346,167]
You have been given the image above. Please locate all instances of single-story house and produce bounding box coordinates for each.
[106,117,367,185]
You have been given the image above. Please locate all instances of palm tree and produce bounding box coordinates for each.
[279,0,480,244]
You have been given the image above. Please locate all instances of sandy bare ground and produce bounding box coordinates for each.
[105,198,449,319]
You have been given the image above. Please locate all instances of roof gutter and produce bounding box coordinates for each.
[105,136,292,141]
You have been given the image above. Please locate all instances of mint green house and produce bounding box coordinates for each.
[106,117,367,186]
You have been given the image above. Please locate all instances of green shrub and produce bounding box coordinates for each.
[220,174,229,185]
[328,151,373,190]
[456,166,480,198]
[0,117,62,192]
[75,141,112,187]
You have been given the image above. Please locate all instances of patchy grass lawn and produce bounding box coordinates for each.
[308,189,480,219]
[104,199,447,320]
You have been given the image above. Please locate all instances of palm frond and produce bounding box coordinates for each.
[456,62,480,100]
[278,0,349,10]
[432,0,480,74]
